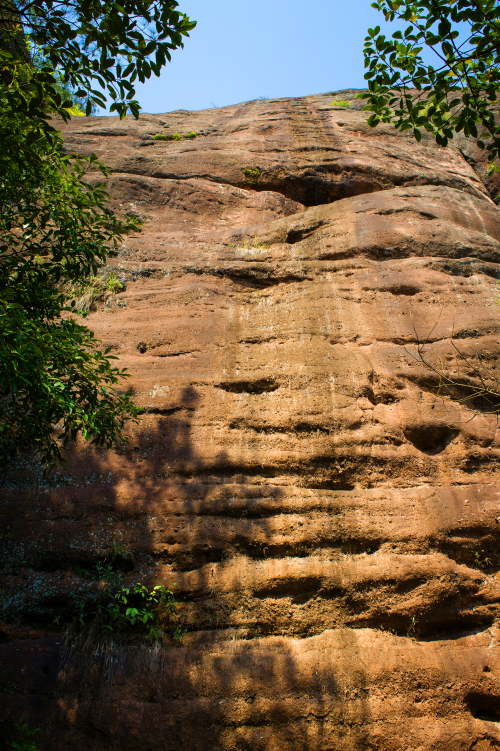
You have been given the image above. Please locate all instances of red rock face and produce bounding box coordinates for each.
[1,92,500,750]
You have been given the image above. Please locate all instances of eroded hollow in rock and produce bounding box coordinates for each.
[465,691,500,723]
[216,377,279,393]
[239,172,388,208]
[404,424,460,454]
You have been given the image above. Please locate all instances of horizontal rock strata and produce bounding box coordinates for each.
[1,91,500,751]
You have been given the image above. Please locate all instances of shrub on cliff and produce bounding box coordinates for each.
[361,0,500,173]
[0,1,196,468]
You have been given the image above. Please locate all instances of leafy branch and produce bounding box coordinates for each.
[0,109,141,468]
[361,0,500,172]
[0,0,196,124]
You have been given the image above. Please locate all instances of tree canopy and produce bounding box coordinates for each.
[0,116,141,466]
[0,1,195,468]
[1,0,196,122]
[361,0,500,172]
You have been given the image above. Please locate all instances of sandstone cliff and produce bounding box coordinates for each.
[1,91,500,750]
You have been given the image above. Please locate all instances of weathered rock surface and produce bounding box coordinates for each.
[1,91,500,750]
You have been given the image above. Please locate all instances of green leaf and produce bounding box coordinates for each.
[361,0,500,157]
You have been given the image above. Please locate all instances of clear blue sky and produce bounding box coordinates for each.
[127,0,392,115]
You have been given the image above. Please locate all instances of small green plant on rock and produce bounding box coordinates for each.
[474,550,493,568]
[106,273,125,293]
[331,100,350,107]
[233,236,269,253]
[241,167,264,184]
[407,615,417,637]
[66,272,125,311]
[172,624,187,643]
[10,720,38,751]
[111,541,129,558]
[72,559,183,642]
[153,132,188,141]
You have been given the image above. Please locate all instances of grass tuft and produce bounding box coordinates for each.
[66,272,125,311]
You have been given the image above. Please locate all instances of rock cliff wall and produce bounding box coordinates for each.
[2,91,500,750]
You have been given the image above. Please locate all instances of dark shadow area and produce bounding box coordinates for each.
[0,627,379,751]
[466,691,500,723]
[216,377,279,393]
[429,257,500,280]
[238,170,384,208]
[403,424,460,454]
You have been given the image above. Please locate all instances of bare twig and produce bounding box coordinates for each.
[404,314,500,418]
